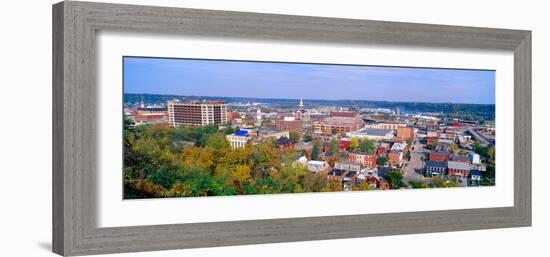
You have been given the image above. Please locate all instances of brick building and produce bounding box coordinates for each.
[275,117,304,133]
[448,161,471,177]
[348,152,377,169]
[396,127,415,141]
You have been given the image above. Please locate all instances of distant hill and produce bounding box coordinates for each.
[124,93,495,120]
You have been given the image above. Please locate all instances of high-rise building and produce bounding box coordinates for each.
[167,99,227,127]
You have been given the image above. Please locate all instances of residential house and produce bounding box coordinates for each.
[391,142,408,152]
[376,143,390,156]
[469,169,484,186]
[339,137,351,151]
[388,150,403,167]
[306,160,331,175]
[469,151,481,165]
[348,151,377,169]
[329,162,362,191]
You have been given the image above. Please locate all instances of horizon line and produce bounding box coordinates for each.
[124,92,496,106]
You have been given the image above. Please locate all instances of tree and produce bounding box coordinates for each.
[205,134,230,152]
[178,147,216,171]
[329,137,340,153]
[488,147,495,163]
[384,171,405,189]
[124,179,167,199]
[481,164,495,186]
[352,181,372,191]
[326,180,343,192]
[350,138,359,151]
[376,156,388,166]
[289,131,300,144]
[311,141,322,160]
[405,151,411,161]
[235,165,252,183]
[148,166,181,189]
[303,133,313,142]
[431,177,459,188]
[223,126,235,135]
[359,138,375,154]
[408,180,427,189]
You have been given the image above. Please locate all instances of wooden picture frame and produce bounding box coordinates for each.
[52,1,531,256]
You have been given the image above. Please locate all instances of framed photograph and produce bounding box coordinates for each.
[53,1,531,256]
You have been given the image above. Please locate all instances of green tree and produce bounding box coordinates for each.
[289,131,300,144]
[303,133,313,142]
[352,181,372,191]
[405,151,411,161]
[223,126,235,135]
[431,177,459,188]
[329,137,340,153]
[148,166,181,189]
[359,138,375,153]
[311,141,322,160]
[205,134,230,153]
[384,171,405,189]
[408,180,427,189]
[376,156,388,166]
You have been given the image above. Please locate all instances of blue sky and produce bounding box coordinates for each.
[123,57,495,104]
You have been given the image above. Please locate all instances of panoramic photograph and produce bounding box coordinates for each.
[122,57,496,199]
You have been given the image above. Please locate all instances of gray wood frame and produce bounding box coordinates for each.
[52,1,531,256]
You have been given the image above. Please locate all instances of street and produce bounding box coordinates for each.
[402,133,427,182]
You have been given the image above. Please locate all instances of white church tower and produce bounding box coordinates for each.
[256,108,262,122]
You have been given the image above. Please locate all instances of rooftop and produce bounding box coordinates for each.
[425,161,447,168]
[334,162,361,172]
[448,161,471,170]
[330,111,359,118]
[235,130,249,136]
[276,136,291,145]
[450,154,470,161]
[470,169,484,176]
[431,151,449,156]
[353,128,391,136]
[391,142,407,151]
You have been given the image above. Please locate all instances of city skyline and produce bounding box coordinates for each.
[124,57,496,105]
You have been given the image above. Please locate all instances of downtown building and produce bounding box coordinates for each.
[313,111,364,134]
[275,116,304,133]
[167,99,227,127]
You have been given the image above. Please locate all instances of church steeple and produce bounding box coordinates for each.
[298,97,304,110]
